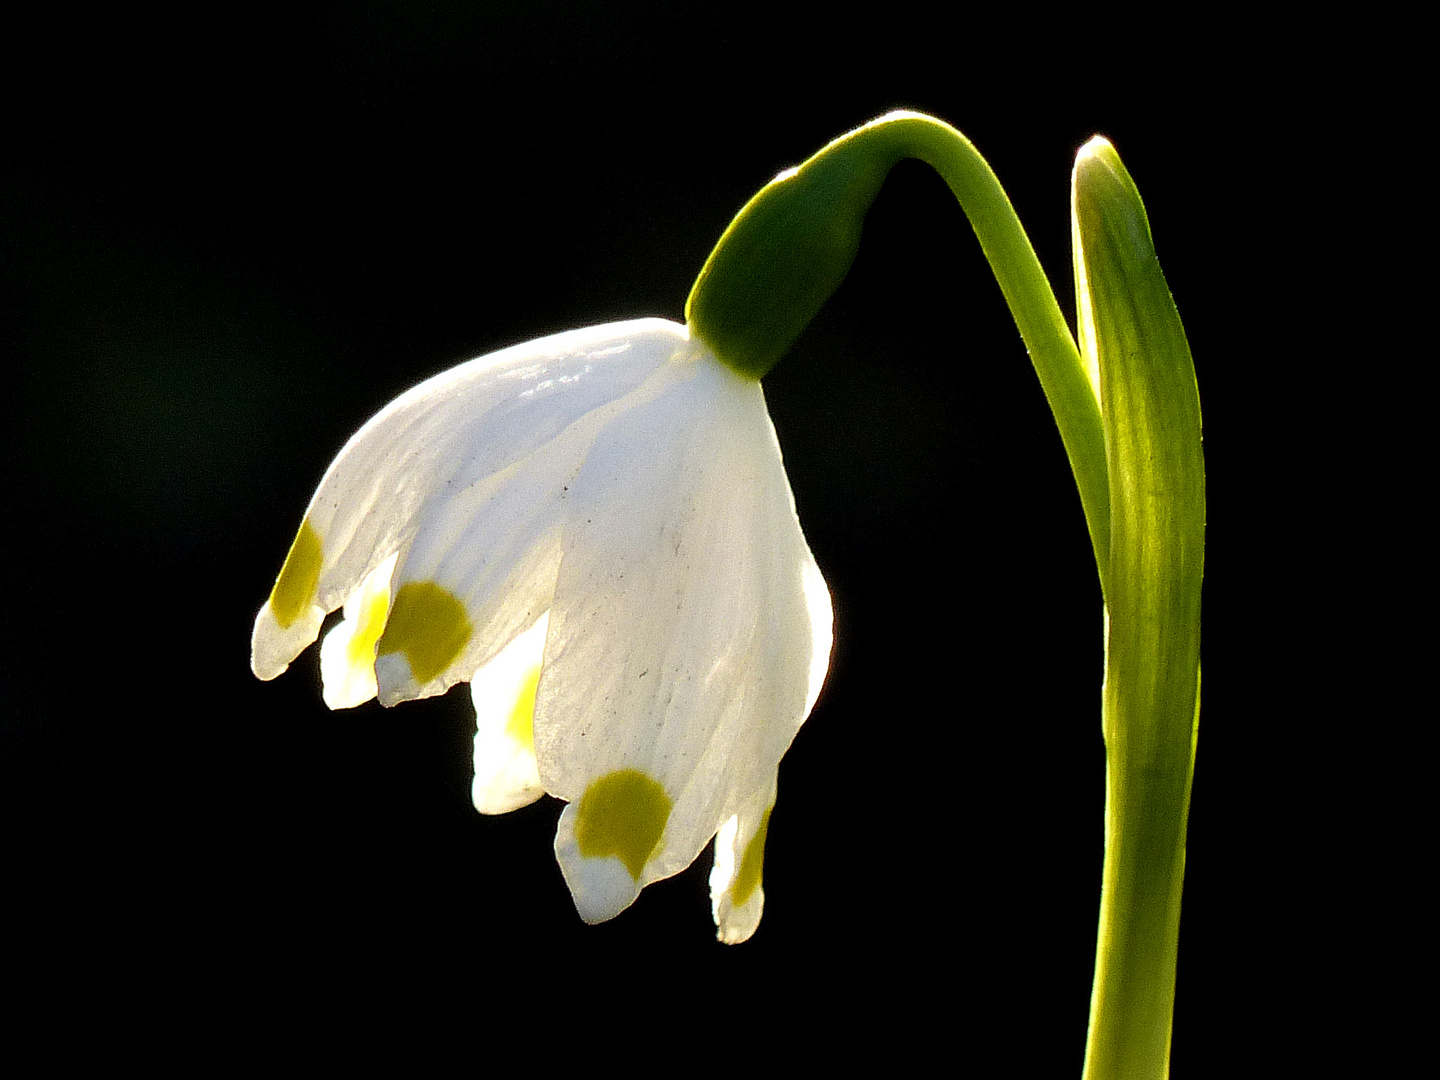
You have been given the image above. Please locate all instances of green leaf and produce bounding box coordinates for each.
[1073,137,1205,1080]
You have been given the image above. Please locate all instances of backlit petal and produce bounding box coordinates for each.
[250,319,688,687]
[471,611,548,815]
[318,552,398,709]
[709,773,777,944]
[539,350,833,923]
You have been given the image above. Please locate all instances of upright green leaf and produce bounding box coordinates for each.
[1073,137,1205,1080]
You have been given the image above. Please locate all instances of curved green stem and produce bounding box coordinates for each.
[687,111,1111,587]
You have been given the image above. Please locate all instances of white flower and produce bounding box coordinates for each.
[251,318,832,942]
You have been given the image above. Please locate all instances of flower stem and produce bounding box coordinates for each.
[686,112,1111,584]
[880,114,1112,586]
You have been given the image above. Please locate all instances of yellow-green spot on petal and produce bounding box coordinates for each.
[575,769,672,880]
[505,664,542,753]
[347,576,392,670]
[270,520,322,629]
[731,806,772,907]
[377,581,472,684]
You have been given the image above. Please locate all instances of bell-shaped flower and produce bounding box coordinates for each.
[251,318,832,942]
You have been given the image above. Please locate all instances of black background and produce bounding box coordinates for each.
[3,3,1344,1069]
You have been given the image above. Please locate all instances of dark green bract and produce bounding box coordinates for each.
[685,127,891,380]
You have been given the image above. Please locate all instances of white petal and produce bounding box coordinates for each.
[553,801,645,923]
[470,611,548,815]
[709,773,777,944]
[369,334,698,705]
[318,553,398,709]
[250,319,688,688]
[539,350,833,924]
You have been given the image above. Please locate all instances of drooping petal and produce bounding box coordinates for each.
[250,319,689,689]
[318,552,398,709]
[539,348,833,925]
[470,611,548,815]
[709,773,777,944]
[367,417,570,706]
[369,342,700,706]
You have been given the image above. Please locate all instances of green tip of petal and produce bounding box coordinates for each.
[504,663,542,753]
[574,769,672,880]
[376,580,473,685]
[269,519,322,629]
[730,805,772,908]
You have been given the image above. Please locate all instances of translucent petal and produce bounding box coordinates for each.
[318,553,398,709]
[471,611,548,815]
[709,773,777,944]
[367,421,570,706]
[553,797,645,924]
[540,351,833,923]
[250,319,688,684]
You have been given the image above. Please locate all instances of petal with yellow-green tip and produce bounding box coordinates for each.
[318,552,397,709]
[471,611,548,815]
[249,320,685,699]
[709,774,777,944]
[251,519,328,682]
[540,347,832,926]
[554,767,674,923]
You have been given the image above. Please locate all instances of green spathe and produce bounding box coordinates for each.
[686,129,889,381]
